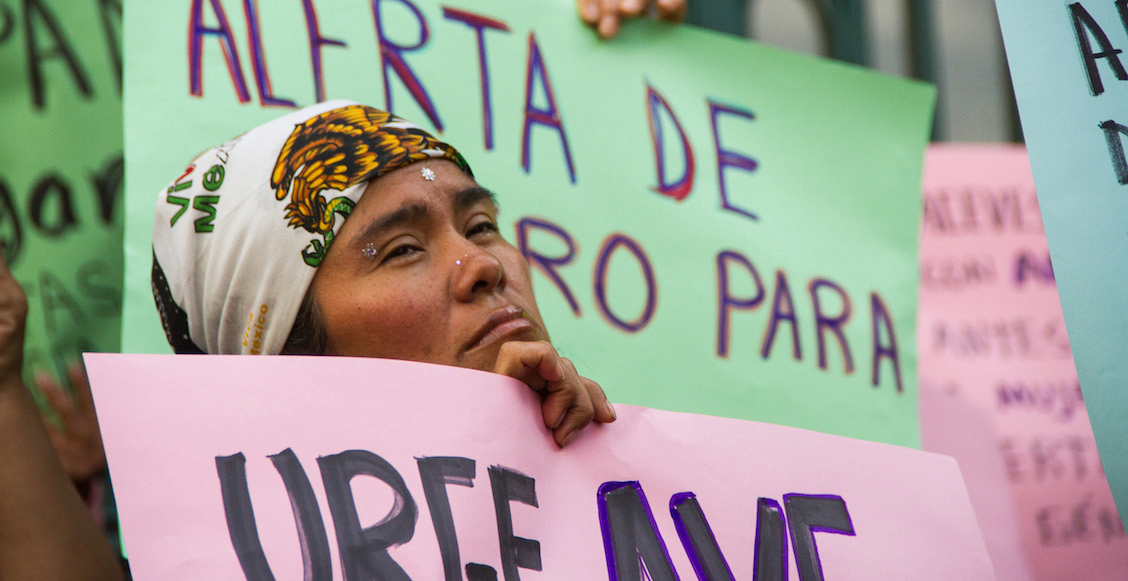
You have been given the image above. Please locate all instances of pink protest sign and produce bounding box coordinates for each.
[918,145,1128,581]
[85,353,991,580]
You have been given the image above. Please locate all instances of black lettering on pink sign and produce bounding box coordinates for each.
[418,456,476,581]
[753,498,787,581]
[598,481,679,581]
[318,449,417,581]
[670,492,735,581]
[489,465,542,580]
[784,494,855,581]
[216,450,333,581]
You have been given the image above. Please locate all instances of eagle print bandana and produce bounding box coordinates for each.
[151,100,471,355]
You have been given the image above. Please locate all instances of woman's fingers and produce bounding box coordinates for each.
[493,341,608,447]
[578,0,685,38]
[598,0,622,39]
[656,0,687,21]
[577,0,600,24]
[584,375,617,423]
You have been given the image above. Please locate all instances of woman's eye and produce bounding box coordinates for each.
[468,220,499,238]
[383,243,422,262]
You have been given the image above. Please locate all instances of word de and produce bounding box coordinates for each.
[599,482,853,581]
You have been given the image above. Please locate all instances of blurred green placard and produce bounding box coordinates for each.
[0,0,123,384]
[122,0,933,446]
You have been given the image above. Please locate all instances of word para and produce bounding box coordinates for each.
[516,216,904,392]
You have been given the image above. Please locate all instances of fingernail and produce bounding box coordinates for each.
[605,400,617,421]
[552,410,566,430]
[623,0,642,12]
[583,0,599,20]
[558,429,577,448]
[598,15,617,38]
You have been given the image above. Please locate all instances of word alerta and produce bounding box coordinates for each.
[185,0,763,211]
[217,448,854,581]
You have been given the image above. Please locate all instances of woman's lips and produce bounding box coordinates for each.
[468,305,537,351]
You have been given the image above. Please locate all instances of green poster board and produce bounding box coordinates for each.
[0,0,123,385]
[122,0,933,446]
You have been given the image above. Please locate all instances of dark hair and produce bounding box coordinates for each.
[281,290,330,355]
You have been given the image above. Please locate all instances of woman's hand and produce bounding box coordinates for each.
[577,0,688,39]
[37,363,107,484]
[494,340,616,447]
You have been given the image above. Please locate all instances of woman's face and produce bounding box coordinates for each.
[309,160,548,371]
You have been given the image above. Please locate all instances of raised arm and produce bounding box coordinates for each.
[0,255,123,581]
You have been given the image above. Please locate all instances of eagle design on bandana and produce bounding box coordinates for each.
[270,105,468,267]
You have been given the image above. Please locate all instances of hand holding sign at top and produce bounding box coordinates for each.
[576,0,688,38]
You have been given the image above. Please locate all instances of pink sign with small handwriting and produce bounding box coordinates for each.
[85,353,992,580]
[918,144,1128,581]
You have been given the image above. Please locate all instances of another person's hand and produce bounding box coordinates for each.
[494,340,616,447]
[37,363,107,484]
[577,0,688,39]
[0,254,27,394]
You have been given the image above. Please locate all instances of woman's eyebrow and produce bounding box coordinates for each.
[351,203,428,248]
[453,186,498,213]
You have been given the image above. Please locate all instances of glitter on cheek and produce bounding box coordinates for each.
[362,242,377,259]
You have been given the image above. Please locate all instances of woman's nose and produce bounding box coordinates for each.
[451,242,506,301]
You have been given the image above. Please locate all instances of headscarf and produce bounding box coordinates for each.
[151,100,471,355]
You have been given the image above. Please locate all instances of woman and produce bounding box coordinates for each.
[151,101,615,447]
